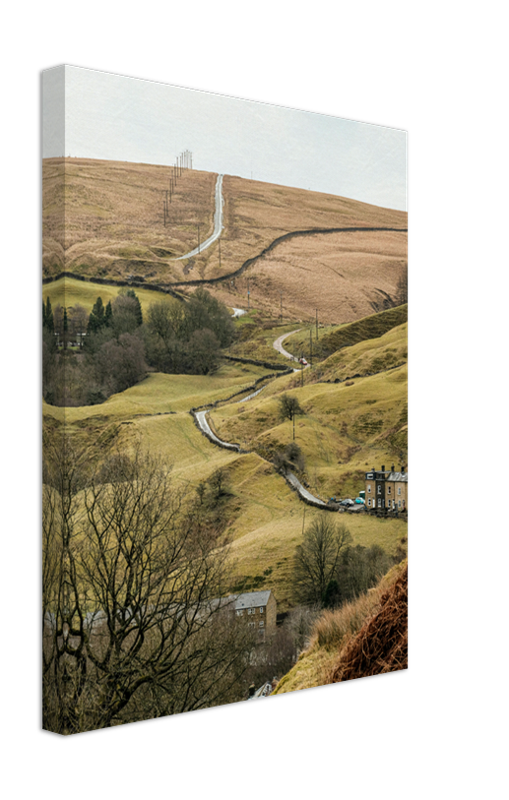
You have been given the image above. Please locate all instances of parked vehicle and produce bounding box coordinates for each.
[298,357,308,365]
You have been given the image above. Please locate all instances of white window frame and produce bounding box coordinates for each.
[377,485,381,494]
[259,607,264,614]
[236,609,243,616]
[259,621,264,628]
[368,485,371,493]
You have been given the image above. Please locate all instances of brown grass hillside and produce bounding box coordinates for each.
[42,158,217,280]
[43,159,407,324]
[273,560,407,694]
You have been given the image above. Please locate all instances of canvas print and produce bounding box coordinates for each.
[42,66,408,734]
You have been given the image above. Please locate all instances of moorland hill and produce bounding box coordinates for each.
[43,158,407,324]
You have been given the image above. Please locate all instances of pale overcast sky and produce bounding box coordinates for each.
[43,65,407,211]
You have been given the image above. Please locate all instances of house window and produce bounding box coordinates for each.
[236,610,243,616]
[377,486,381,494]
[368,499,371,507]
[368,486,371,493]
[378,499,381,507]
[398,500,401,508]
[248,607,255,615]
[388,486,391,494]
[248,622,255,628]
[398,487,401,495]
[259,621,264,628]
[259,607,264,614]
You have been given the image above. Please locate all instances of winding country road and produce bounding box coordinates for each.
[273,328,309,372]
[194,410,241,452]
[192,328,330,509]
[273,329,301,361]
[174,174,224,261]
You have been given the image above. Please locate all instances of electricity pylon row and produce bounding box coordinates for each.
[163,150,193,226]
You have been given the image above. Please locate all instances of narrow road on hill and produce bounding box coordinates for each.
[194,410,241,452]
[174,174,224,261]
[273,329,301,361]
[273,328,310,372]
[192,329,330,510]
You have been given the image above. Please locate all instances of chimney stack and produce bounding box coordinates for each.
[391,465,395,473]
[381,465,385,473]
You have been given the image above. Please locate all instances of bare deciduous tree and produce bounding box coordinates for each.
[43,438,254,734]
[278,394,304,423]
[292,517,352,606]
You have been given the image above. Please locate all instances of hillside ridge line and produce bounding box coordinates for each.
[42,226,407,293]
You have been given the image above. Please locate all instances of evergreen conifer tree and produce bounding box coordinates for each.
[63,308,68,349]
[104,300,113,327]
[88,297,105,333]
[43,296,54,333]
[126,289,143,327]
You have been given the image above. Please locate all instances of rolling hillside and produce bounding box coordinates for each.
[43,158,407,323]
[43,160,408,613]
[273,560,407,694]
[43,301,407,611]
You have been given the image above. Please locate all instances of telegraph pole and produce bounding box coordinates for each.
[309,329,313,367]
[197,224,201,254]
[164,190,169,226]
[316,309,319,340]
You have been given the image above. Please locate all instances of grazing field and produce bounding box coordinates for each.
[42,276,187,315]
[43,159,407,324]
[43,158,217,280]
[43,161,408,616]
[43,312,407,610]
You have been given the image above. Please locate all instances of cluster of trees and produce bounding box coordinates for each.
[42,288,235,406]
[143,289,234,376]
[292,516,400,608]
[43,439,257,734]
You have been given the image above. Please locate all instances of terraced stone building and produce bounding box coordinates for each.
[365,465,408,511]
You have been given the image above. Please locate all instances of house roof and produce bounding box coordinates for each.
[386,472,408,482]
[247,681,273,699]
[234,590,272,610]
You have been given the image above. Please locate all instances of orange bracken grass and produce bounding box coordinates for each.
[329,562,408,682]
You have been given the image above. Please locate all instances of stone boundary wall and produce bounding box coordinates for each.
[223,355,292,372]
[42,227,406,297]
[281,471,338,512]
[188,410,247,454]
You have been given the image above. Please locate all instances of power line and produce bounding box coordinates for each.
[163,150,192,226]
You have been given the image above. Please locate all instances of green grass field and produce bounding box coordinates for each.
[42,276,186,315]
[43,298,407,612]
